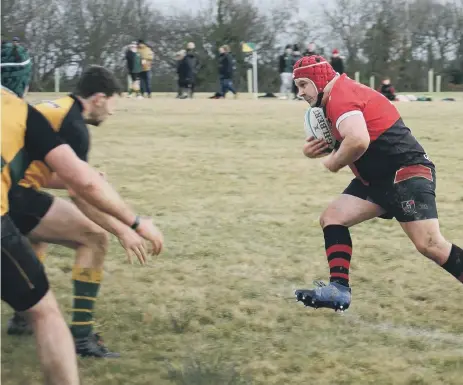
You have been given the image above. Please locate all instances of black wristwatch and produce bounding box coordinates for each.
[131,215,141,230]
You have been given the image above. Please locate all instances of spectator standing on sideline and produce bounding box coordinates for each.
[291,44,303,100]
[125,42,142,98]
[178,42,200,99]
[378,77,397,101]
[1,36,32,98]
[216,45,237,99]
[330,49,345,74]
[137,39,154,98]
[278,44,293,99]
[175,50,186,98]
[303,42,317,57]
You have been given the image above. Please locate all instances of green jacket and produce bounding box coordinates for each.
[125,49,142,74]
[1,42,32,97]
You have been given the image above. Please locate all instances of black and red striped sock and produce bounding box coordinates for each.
[323,225,352,287]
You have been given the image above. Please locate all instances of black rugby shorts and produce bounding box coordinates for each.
[343,165,438,222]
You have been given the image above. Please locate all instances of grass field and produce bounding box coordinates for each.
[2,92,463,385]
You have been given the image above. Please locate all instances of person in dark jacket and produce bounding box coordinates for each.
[216,45,237,98]
[178,42,200,99]
[378,77,397,101]
[330,49,345,74]
[125,42,142,98]
[278,44,293,99]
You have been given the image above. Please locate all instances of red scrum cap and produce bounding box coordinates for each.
[293,55,337,92]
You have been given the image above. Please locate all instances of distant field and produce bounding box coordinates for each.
[22,90,463,101]
[2,94,462,385]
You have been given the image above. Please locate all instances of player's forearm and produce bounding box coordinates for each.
[332,136,368,168]
[70,194,128,238]
[75,177,137,227]
[63,167,137,227]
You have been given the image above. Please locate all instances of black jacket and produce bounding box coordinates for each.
[178,52,200,83]
[218,53,234,79]
[379,84,396,101]
[279,53,293,73]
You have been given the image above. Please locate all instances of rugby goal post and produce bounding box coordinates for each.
[428,69,434,93]
[427,69,443,93]
[54,68,60,92]
[242,42,258,98]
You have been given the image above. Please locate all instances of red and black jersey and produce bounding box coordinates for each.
[325,74,434,184]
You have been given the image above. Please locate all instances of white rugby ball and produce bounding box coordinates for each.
[304,107,336,150]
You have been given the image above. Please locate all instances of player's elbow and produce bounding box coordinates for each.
[44,144,101,198]
[354,135,370,152]
[339,133,369,164]
[66,169,102,200]
[347,132,370,155]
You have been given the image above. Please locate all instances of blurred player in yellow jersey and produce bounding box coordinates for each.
[1,86,163,384]
[5,66,164,358]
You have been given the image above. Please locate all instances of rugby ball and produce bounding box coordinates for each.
[304,107,336,150]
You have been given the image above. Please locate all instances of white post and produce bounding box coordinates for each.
[252,51,258,99]
[428,69,434,93]
[355,71,360,83]
[436,75,441,93]
[54,68,60,93]
[369,75,375,89]
[247,68,253,94]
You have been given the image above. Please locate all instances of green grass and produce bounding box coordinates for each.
[2,93,462,385]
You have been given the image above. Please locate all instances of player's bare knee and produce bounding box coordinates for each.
[319,208,344,228]
[26,290,61,321]
[413,234,443,262]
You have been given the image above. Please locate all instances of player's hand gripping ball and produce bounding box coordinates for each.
[304,107,337,153]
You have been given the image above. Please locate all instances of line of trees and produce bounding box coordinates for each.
[2,0,463,93]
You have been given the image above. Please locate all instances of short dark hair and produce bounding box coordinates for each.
[74,65,121,98]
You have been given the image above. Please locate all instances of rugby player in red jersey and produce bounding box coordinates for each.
[292,55,462,311]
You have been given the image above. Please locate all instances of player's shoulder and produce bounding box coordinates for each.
[1,86,28,119]
[35,94,75,113]
[333,74,374,98]
[328,75,377,109]
[35,94,84,130]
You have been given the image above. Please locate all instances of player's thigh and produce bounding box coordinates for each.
[1,215,50,312]
[390,167,445,255]
[8,185,54,236]
[320,178,387,228]
[400,218,449,257]
[28,195,105,249]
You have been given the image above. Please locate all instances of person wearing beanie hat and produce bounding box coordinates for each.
[293,55,462,312]
[330,48,344,74]
[178,42,200,98]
